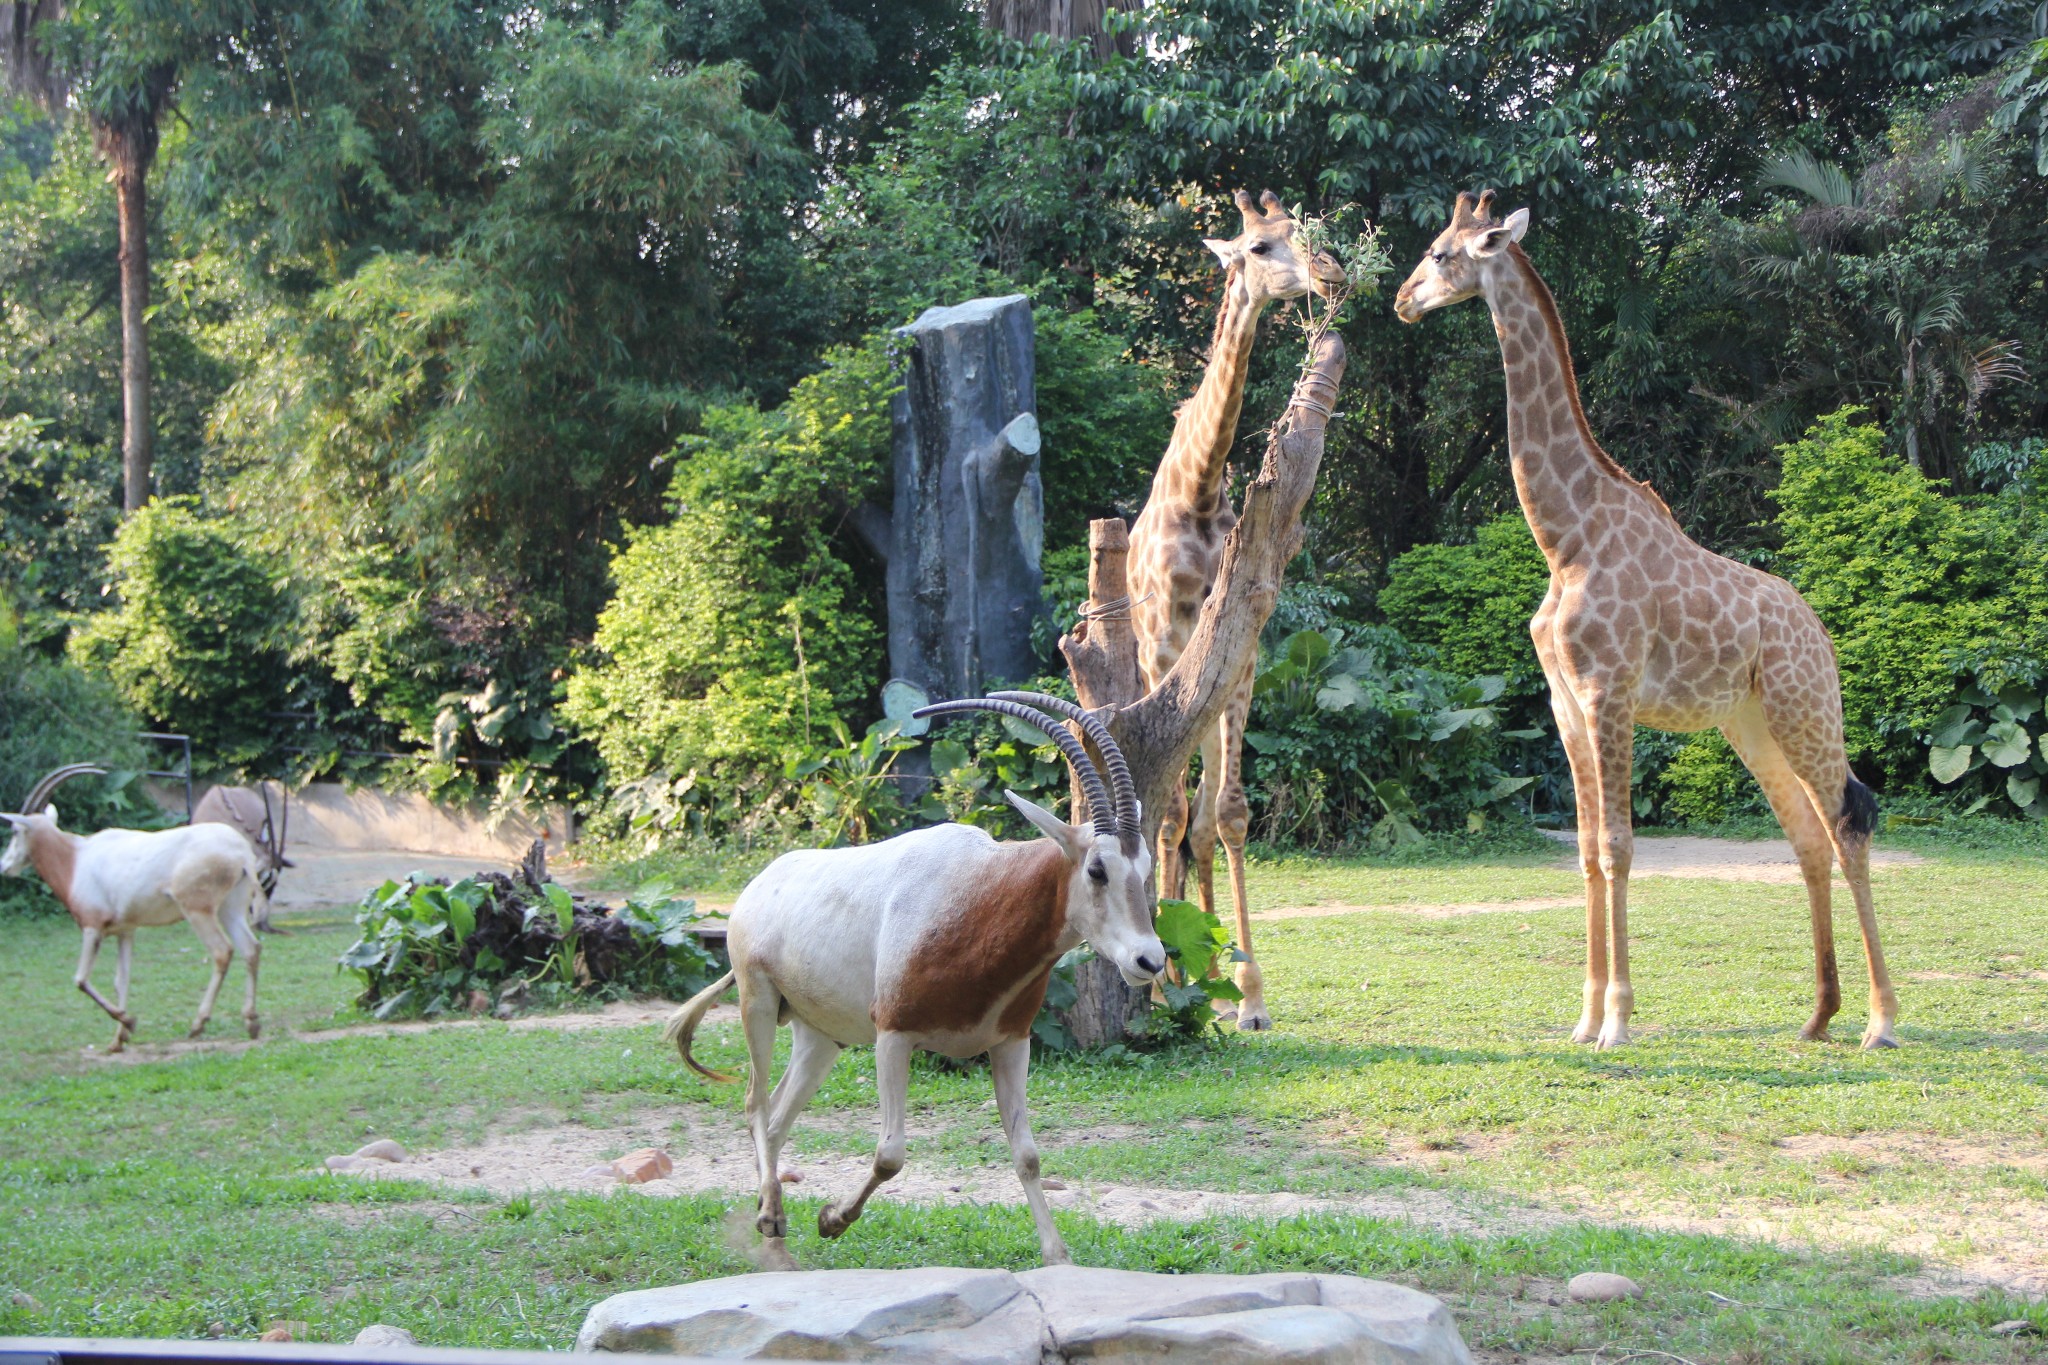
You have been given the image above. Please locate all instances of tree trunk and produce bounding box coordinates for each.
[984,0,1140,60]
[112,143,152,512]
[1051,334,1348,1047]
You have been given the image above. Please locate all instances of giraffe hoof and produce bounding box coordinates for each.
[1570,1020,1601,1044]
[246,1016,261,1040]
[1595,1027,1630,1050]
[1860,1029,1899,1050]
[187,1023,209,1040]
[818,1203,859,1239]
[1234,1008,1272,1032]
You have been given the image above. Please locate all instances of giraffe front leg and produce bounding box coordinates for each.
[1215,680,1266,1031]
[1547,682,1606,1043]
[1583,692,1638,1050]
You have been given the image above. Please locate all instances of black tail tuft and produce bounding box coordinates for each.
[1837,775,1878,842]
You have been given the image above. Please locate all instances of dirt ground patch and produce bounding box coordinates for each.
[1546,831,1926,884]
[1775,1132,2048,1177]
[318,1107,1569,1247]
[318,1110,2047,1297]
[1255,897,1579,922]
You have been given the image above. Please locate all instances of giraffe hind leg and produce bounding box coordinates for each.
[1720,702,1841,1042]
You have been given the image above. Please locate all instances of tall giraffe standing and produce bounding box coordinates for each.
[1393,191,1897,1050]
[1128,190,1345,1031]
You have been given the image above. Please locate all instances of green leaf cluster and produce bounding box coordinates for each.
[561,340,896,817]
[1244,627,1532,849]
[1772,407,2048,789]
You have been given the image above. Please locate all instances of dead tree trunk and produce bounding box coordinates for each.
[1050,333,1348,1046]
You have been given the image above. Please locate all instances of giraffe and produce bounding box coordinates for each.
[1127,189,1345,1032]
[1392,191,1898,1050]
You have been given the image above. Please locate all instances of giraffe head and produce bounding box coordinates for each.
[1393,190,1531,323]
[1204,189,1347,305]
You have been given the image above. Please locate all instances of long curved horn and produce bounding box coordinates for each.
[20,763,107,815]
[912,698,1117,839]
[988,691,1140,842]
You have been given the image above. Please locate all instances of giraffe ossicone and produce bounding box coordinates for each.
[1126,189,1346,1032]
[1394,190,1898,1051]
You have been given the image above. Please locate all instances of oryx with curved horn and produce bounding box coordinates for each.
[3,765,266,1052]
[665,693,1163,1269]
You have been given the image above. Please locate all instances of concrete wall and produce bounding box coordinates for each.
[160,780,571,859]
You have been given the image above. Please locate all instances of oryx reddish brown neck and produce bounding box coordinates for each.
[1484,246,1676,567]
[875,839,1071,1039]
[23,824,80,917]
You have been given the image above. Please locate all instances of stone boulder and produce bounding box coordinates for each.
[578,1265,1471,1364]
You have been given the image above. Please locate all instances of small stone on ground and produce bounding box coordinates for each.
[353,1139,408,1162]
[1566,1272,1643,1303]
[354,1324,418,1348]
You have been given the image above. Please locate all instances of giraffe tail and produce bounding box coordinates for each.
[1836,775,1878,844]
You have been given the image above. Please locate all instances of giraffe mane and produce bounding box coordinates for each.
[1505,242,1680,529]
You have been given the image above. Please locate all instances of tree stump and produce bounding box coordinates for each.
[1051,519,1150,1048]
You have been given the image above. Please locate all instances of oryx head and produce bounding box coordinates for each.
[2,764,101,875]
[913,693,1165,987]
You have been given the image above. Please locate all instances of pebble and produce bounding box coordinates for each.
[779,1169,803,1184]
[205,1322,225,1338]
[262,1320,309,1342]
[353,1139,408,1163]
[354,1324,417,1348]
[1041,1178,1067,1191]
[1990,1319,2037,1337]
[9,1291,41,1311]
[1567,1272,1643,1303]
[611,1147,674,1184]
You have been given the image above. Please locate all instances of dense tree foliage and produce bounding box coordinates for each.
[3,0,2046,842]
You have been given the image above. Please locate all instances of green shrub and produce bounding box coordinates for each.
[563,341,893,821]
[1243,626,1533,849]
[1378,513,1551,709]
[1652,731,1767,826]
[1772,408,2048,789]
[341,871,722,1019]
[67,498,289,769]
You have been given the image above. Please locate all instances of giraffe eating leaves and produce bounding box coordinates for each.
[1393,190,1898,1050]
[1127,189,1346,1031]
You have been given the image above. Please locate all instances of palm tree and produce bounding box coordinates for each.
[2,1,173,513]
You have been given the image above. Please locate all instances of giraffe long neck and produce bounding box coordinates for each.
[1152,269,1264,514]
[1483,247,1673,564]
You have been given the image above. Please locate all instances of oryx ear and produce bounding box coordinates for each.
[41,803,57,822]
[1203,237,1243,270]
[0,813,23,827]
[1004,790,1086,861]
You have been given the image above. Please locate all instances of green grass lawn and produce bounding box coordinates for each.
[1,837,2044,1362]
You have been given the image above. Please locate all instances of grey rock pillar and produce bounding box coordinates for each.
[852,295,1046,708]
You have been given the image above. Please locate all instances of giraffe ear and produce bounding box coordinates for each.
[1502,206,1531,242]
[1203,237,1244,270]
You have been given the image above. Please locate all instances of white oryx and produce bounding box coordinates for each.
[3,765,267,1052]
[666,692,1164,1270]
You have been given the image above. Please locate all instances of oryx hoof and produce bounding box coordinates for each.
[245,1015,261,1040]
[818,1203,859,1239]
[188,1021,209,1040]
[755,1211,786,1240]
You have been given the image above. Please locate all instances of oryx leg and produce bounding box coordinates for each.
[222,888,263,1039]
[184,910,235,1040]
[990,1036,1070,1265]
[820,1031,911,1241]
[73,927,134,1050]
[737,968,797,1269]
[114,933,134,1026]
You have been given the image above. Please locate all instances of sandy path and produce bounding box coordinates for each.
[1543,830,1925,884]
[324,1108,2047,1298]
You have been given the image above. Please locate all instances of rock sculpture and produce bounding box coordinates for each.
[579,1264,1473,1364]
[850,295,1047,709]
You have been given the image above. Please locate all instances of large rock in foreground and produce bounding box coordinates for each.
[578,1264,1472,1364]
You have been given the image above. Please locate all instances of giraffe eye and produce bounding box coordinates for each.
[1248,240,1271,255]
[1430,250,1446,264]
